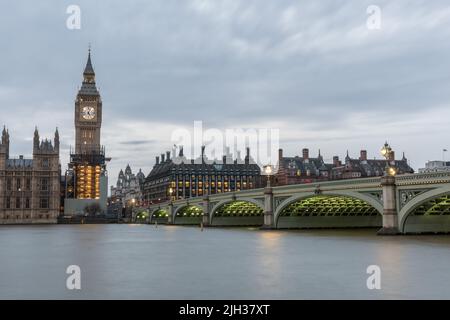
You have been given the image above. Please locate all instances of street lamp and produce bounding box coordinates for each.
[263,164,273,187]
[168,187,174,201]
[380,142,396,176]
[380,142,391,159]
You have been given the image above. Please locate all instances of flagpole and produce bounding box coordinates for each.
[444,149,448,162]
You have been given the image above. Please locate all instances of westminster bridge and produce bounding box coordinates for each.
[141,172,450,234]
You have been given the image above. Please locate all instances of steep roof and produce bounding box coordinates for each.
[7,158,33,168]
[78,49,99,96]
[145,159,261,182]
[278,156,326,176]
[83,49,95,75]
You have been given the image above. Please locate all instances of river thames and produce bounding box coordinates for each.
[0,224,449,299]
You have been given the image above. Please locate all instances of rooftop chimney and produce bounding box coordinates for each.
[161,153,165,162]
[201,145,205,163]
[278,148,283,160]
[359,150,367,161]
[302,148,309,160]
[156,156,160,165]
[388,151,395,161]
[333,156,340,167]
[166,151,170,161]
[245,147,250,164]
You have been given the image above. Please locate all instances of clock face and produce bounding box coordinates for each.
[81,106,96,120]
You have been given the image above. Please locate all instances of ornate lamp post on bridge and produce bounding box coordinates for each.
[264,165,273,187]
[261,164,275,229]
[167,187,174,224]
[202,189,210,227]
[378,142,400,235]
[380,142,397,177]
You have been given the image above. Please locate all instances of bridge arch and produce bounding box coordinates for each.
[150,208,168,224]
[210,198,264,218]
[274,191,383,229]
[135,210,150,223]
[173,205,203,225]
[210,199,264,226]
[399,184,450,233]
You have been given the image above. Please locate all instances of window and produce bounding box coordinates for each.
[26,178,31,190]
[16,198,20,209]
[40,198,49,209]
[40,178,49,191]
[42,158,49,168]
[6,178,11,191]
[25,198,30,209]
[6,197,11,209]
[16,178,21,191]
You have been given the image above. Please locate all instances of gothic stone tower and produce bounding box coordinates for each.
[32,127,61,220]
[66,49,109,208]
[0,127,60,224]
[75,48,102,154]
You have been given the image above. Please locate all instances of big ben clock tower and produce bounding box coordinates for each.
[75,48,102,154]
[65,48,110,214]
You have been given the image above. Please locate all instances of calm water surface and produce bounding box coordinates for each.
[0,224,449,299]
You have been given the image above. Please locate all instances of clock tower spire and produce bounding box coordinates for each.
[75,47,102,155]
[65,46,110,215]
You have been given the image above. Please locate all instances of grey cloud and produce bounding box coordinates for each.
[1,0,449,184]
[119,140,156,146]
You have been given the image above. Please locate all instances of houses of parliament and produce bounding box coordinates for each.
[0,49,109,224]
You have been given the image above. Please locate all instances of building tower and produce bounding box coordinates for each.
[75,48,102,154]
[65,48,110,215]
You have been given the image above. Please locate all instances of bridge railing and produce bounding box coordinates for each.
[146,172,450,210]
[395,172,450,185]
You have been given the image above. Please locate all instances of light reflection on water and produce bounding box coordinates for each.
[0,225,449,299]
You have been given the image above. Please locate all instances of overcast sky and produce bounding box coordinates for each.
[1,0,450,186]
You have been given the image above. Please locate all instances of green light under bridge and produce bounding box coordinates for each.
[280,196,379,217]
[409,195,450,216]
[214,201,263,217]
[176,205,203,217]
[152,209,168,218]
[136,211,149,220]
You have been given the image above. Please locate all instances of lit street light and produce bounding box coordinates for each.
[168,187,174,201]
[380,141,397,176]
[263,164,273,187]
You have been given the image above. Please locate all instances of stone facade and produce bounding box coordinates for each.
[418,160,450,173]
[143,147,262,204]
[331,150,414,180]
[0,127,60,224]
[275,148,414,186]
[64,49,109,216]
[275,148,331,185]
[110,165,145,206]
